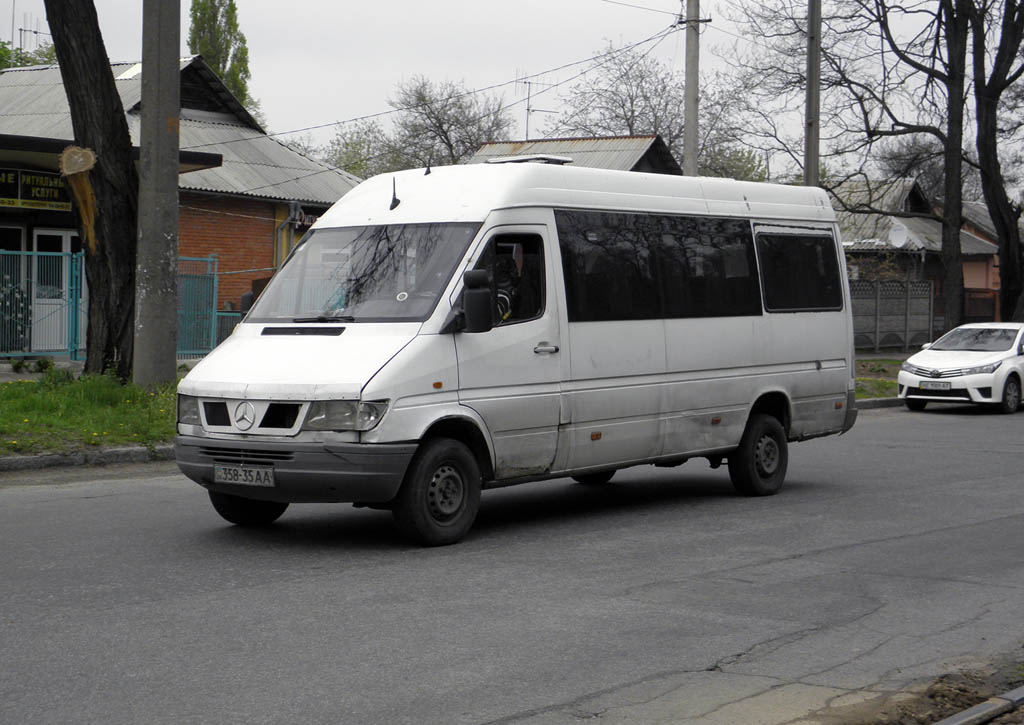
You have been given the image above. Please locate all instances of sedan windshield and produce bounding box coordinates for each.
[248,222,480,322]
[931,327,1019,352]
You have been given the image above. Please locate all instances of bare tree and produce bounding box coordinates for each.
[967,1,1024,321]
[732,0,971,329]
[389,76,513,167]
[43,0,138,379]
[323,77,513,176]
[546,43,765,180]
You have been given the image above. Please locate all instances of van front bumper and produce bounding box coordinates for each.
[174,435,417,503]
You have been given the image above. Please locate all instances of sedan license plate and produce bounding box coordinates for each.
[214,464,274,487]
[920,381,951,391]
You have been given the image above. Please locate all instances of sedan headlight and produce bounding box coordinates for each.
[963,360,1002,376]
[900,361,914,372]
[177,394,200,425]
[303,400,389,431]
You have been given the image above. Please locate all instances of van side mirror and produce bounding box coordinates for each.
[462,269,493,333]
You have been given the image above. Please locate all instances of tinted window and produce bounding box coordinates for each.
[555,210,761,322]
[757,233,843,311]
[656,216,761,318]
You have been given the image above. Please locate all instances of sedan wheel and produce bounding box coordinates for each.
[998,376,1021,414]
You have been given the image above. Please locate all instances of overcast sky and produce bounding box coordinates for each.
[3,0,746,147]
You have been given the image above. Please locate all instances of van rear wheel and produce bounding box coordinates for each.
[392,438,481,546]
[208,491,288,526]
[728,414,788,496]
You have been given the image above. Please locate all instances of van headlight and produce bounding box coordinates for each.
[303,400,389,431]
[963,361,1001,376]
[178,394,201,425]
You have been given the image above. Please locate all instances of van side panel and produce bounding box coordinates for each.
[661,316,760,455]
[563,320,666,470]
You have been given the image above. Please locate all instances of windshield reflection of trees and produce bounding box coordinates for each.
[255,223,478,321]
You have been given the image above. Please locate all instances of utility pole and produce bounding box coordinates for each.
[133,0,180,387]
[804,0,822,187]
[683,0,700,176]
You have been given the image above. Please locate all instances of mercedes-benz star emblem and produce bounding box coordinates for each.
[234,402,256,431]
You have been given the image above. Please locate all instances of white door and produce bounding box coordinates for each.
[455,227,563,480]
[31,229,82,352]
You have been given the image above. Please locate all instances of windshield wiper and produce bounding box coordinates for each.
[292,314,356,323]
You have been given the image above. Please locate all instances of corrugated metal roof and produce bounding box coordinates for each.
[834,178,998,257]
[468,135,669,172]
[0,58,358,206]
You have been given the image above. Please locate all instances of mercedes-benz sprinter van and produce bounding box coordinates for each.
[176,160,857,545]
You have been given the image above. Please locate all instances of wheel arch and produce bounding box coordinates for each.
[747,391,792,436]
[420,416,495,483]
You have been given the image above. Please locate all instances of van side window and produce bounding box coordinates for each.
[757,233,843,311]
[473,233,545,325]
[555,210,762,322]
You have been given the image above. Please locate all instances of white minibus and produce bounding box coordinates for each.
[175,160,857,545]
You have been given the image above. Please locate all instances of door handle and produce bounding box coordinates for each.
[533,343,559,354]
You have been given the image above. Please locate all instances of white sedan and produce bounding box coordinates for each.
[898,322,1024,413]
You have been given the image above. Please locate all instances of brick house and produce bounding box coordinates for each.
[0,56,359,316]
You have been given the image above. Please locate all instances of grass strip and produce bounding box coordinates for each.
[0,370,176,456]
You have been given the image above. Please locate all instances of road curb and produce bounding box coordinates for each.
[856,397,904,409]
[0,444,174,473]
[934,684,1024,725]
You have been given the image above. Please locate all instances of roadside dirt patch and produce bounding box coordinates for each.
[856,359,903,380]
[812,654,1024,724]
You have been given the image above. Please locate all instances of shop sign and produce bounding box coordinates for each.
[0,169,72,212]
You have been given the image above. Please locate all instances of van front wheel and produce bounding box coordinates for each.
[392,438,481,546]
[728,414,788,496]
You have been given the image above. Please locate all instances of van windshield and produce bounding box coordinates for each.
[247,222,480,323]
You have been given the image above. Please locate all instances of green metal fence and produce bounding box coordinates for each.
[0,252,226,360]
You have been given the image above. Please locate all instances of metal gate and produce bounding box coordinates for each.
[0,252,224,359]
[0,250,86,358]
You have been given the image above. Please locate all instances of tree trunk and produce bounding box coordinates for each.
[975,87,1023,321]
[939,0,969,332]
[42,0,138,380]
[969,1,1024,322]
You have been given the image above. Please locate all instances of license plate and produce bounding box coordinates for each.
[214,465,275,486]
[920,381,951,391]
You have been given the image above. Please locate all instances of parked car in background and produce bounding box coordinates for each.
[898,322,1024,413]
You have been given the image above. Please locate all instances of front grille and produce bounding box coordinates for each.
[906,387,971,399]
[904,365,967,378]
[260,403,300,429]
[203,402,230,426]
[198,447,294,466]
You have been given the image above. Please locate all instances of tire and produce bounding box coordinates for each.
[572,470,615,485]
[997,375,1021,414]
[727,414,788,497]
[905,398,928,411]
[392,438,481,546]
[208,491,288,526]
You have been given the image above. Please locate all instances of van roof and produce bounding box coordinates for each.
[315,163,836,229]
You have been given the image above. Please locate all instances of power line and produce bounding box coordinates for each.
[597,0,680,17]
[180,26,679,151]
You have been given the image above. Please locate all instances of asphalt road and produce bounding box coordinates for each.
[2,405,1023,724]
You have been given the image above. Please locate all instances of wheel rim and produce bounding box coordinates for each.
[427,464,465,522]
[754,434,780,477]
[1009,381,1021,410]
